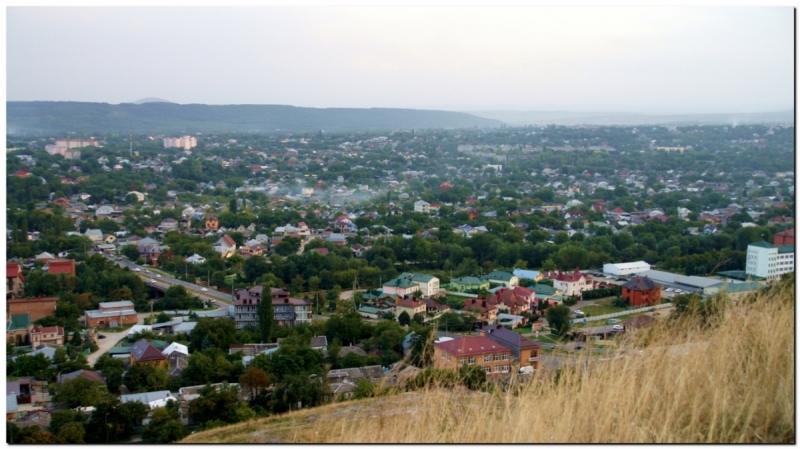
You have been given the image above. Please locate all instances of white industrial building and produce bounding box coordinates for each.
[603,261,651,277]
[746,241,795,280]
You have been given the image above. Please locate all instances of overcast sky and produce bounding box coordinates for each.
[6,6,794,114]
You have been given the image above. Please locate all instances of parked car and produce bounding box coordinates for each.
[97,334,106,339]
[665,288,674,292]
[674,289,683,293]
[574,310,585,317]
[519,366,535,375]
[612,325,624,331]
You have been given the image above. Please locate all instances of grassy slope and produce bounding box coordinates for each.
[181,278,795,443]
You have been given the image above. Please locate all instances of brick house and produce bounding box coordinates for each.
[7,262,25,299]
[461,298,498,324]
[485,288,531,315]
[774,228,795,245]
[84,301,138,327]
[130,339,168,368]
[205,216,219,231]
[433,336,513,376]
[480,324,541,370]
[43,259,76,276]
[29,326,65,346]
[621,276,661,307]
[8,297,58,322]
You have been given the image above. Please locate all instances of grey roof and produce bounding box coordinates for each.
[99,300,135,309]
[7,394,18,413]
[120,390,173,405]
[172,322,198,334]
[637,270,723,290]
[482,324,540,351]
[14,346,58,362]
[512,269,540,279]
[85,309,137,319]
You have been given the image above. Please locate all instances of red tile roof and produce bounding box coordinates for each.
[7,262,23,279]
[30,326,64,336]
[45,259,76,276]
[435,336,510,357]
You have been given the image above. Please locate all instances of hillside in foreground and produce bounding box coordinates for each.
[181,278,794,444]
[7,101,502,134]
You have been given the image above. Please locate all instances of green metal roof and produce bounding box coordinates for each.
[109,346,132,355]
[533,284,558,296]
[451,276,485,285]
[384,277,416,289]
[778,245,794,254]
[484,271,515,281]
[749,240,776,249]
[7,314,31,331]
[358,307,382,314]
[401,272,436,282]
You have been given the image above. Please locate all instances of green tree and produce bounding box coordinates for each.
[398,311,411,326]
[120,244,140,261]
[257,289,274,343]
[141,403,187,443]
[56,421,86,443]
[51,377,109,409]
[546,304,572,336]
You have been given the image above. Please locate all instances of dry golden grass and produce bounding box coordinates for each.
[181,280,794,443]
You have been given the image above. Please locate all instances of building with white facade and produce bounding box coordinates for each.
[746,241,794,280]
[414,200,431,214]
[163,136,198,150]
[603,261,651,277]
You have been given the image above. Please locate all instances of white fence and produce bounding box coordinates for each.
[572,303,672,324]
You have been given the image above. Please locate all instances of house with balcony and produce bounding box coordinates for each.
[234,286,312,329]
[433,336,512,376]
[479,324,541,370]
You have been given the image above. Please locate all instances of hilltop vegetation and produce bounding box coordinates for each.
[181,276,794,443]
[7,102,502,134]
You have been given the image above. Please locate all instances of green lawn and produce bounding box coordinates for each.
[580,298,630,317]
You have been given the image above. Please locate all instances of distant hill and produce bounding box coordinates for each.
[132,97,174,104]
[7,101,502,134]
[468,110,794,126]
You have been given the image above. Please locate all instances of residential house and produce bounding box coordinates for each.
[483,271,519,288]
[381,276,420,297]
[234,286,312,329]
[395,296,427,320]
[7,262,25,299]
[120,391,176,425]
[398,272,440,296]
[205,216,219,231]
[43,259,76,276]
[512,269,543,283]
[461,298,498,324]
[621,276,662,307]
[543,269,593,298]
[213,235,237,258]
[480,324,541,370]
[28,326,65,346]
[186,253,206,265]
[433,336,512,376]
[449,276,490,293]
[414,200,431,213]
[130,339,168,368]
[485,288,531,315]
[84,229,103,243]
[162,342,190,378]
[158,218,179,233]
[57,369,106,385]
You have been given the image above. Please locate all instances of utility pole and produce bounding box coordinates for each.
[129,132,133,159]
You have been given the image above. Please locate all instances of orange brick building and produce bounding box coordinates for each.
[621,276,661,307]
[433,336,512,376]
[774,228,795,246]
[480,324,541,370]
[7,297,58,322]
[130,339,168,368]
[44,259,76,276]
[205,216,219,231]
[84,301,138,327]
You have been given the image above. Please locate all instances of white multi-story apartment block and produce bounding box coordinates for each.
[163,136,198,150]
[414,200,431,214]
[746,241,794,280]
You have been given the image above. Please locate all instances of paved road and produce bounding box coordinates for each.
[101,254,234,305]
[87,324,137,366]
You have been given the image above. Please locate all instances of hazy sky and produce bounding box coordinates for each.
[6,6,794,113]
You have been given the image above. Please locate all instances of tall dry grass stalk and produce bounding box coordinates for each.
[182,281,794,443]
